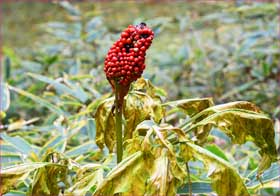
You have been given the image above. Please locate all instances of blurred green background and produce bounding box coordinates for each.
[2,1,279,122]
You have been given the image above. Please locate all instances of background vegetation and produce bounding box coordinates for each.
[1,1,279,195]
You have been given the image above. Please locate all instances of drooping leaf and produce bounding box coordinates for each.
[205,101,261,113]
[180,142,250,196]
[94,150,186,196]
[68,164,104,196]
[181,101,262,143]
[28,151,68,196]
[95,97,115,152]
[95,79,164,152]
[131,77,167,99]
[94,121,186,196]
[124,91,163,140]
[164,97,214,116]
[0,162,50,194]
[93,151,144,195]
[185,102,277,175]
[164,98,214,144]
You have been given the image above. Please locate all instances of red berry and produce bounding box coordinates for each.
[104,23,154,87]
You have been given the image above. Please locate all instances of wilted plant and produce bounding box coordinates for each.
[1,2,279,196]
[92,23,278,196]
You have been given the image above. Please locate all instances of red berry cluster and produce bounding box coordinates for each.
[104,23,154,87]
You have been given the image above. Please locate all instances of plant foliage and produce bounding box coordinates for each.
[1,1,279,196]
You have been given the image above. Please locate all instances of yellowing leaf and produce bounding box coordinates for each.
[68,164,104,196]
[181,101,261,144]
[94,121,186,196]
[95,97,115,152]
[208,101,261,113]
[181,142,250,196]
[164,98,214,144]
[187,107,277,175]
[0,163,49,194]
[124,91,163,140]
[95,79,164,152]
[132,77,167,99]
[93,151,145,195]
[7,118,39,131]
[28,151,68,196]
[94,150,186,196]
[164,97,214,116]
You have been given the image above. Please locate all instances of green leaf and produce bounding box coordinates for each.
[59,1,81,16]
[0,162,50,194]
[233,4,277,17]
[3,190,26,196]
[40,135,66,156]
[177,181,213,194]
[0,144,20,154]
[246,163,280,190]
[185,102,277,175]
[0,83,10,112]
[181,142,250,196]
[0,133,35,156]
[220,80,259,101]
[0,154,22,166]
[28,73,88,103]
[205,144,229,162]
[65,141,99,158]
[8,85,65,116]
[21,61,43,72]
[87,118,96,141]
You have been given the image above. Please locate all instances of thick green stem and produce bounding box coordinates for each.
[115,82,123,163]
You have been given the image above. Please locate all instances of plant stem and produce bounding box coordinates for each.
[186,162,192,196]
[115,81,123,163]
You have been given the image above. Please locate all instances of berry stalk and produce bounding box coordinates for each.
[115,81,123,163]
